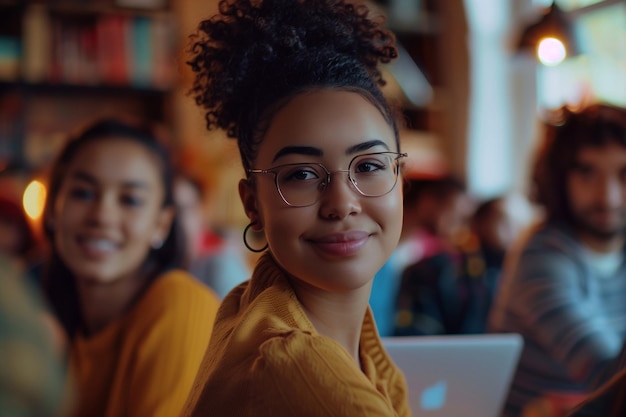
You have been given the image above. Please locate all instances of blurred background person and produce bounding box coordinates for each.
[405,175,473,259]
[0,255,72,417]
[41,118,220,417]
[370,174,472,336]
[489,103,626,417]
[173,171,250,299]
[393,193,530,336]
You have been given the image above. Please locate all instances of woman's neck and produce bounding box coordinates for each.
[76,272,150,336]
[291,281,371,364]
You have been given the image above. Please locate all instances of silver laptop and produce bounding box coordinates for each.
[382,334,523,417]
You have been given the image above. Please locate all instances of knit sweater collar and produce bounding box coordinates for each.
[239,252,386,365]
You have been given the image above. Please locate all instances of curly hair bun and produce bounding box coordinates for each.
[187,0,398,147]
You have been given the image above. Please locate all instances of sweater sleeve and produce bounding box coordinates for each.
[250,332,408,417]
[125,274,220,417]
[510,250,623,385]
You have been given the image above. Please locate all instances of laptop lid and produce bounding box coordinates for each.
[382,333,523,417]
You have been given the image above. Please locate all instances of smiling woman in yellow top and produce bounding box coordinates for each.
[181,0,411,416]
[42,119,220,417]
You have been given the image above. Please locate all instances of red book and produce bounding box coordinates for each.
[97,14,128,85]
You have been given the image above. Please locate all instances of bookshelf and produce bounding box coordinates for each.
[372,0,470,179]
[0,0,179,171]
[370,0,444,132]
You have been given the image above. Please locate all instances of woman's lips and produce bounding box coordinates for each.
[308,231,370,257]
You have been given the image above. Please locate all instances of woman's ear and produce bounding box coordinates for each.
[239,179,261,229]
[153,205,175,246]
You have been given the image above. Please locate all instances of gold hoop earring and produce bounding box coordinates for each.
[243,223,268,253]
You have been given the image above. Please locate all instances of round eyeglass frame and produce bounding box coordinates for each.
[247,151,407,207]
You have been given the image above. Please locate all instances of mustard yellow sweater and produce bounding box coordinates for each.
[69,270,220,417]
[183,253,410,417]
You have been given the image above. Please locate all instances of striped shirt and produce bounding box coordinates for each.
[488,223,626,417]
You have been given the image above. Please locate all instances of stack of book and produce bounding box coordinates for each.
[22,5,177,90]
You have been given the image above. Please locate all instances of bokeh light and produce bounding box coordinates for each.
[537,37,567,66]
[23,180,47,220]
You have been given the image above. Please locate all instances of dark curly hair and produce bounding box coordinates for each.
[531,103,626,226]
[187,0,400,171]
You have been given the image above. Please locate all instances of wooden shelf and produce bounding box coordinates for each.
[0,0,179,172]
[0,80,172,95]
[18,0,170,13]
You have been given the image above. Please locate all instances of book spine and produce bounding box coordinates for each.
[151,15,177,90]
[22,5,51,83]
[129,16,152,88]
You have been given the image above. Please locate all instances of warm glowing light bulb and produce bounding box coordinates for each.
[23,180,47,220]
[537,37,567,66]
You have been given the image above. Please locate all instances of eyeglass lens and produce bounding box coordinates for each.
[275,152,401,207]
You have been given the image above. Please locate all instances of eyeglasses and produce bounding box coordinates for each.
[248,151,407,207]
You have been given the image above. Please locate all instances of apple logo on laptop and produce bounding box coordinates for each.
[420,380,447,410]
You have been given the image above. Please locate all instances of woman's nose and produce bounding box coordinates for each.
[86,195,119,226]
[318,171,362,220]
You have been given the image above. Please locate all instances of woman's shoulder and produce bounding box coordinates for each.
[240,330,357,391]
[209,285,314,364]
[249,332,406,414]
[252,331,369,382]
[190,329,402,417]
[129,269,220,328]
[148,269,219,303]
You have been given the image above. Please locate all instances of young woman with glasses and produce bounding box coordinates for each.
[182,1,411,416]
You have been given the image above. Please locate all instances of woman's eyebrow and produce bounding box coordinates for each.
[70,171,150,190]
[70,171,97,185]
[345,139,389,155]
[272,146,323,163]
[271,139,390,163]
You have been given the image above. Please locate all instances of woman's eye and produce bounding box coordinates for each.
[121,195,145,207]
[69,187,94,200]
[355,160,387,174]
[283,167,320,182]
